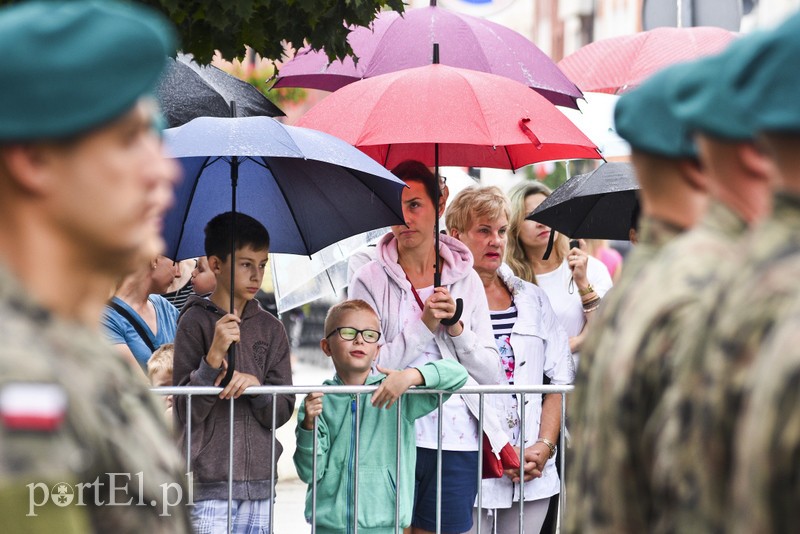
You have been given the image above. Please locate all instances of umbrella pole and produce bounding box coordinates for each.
[431,43,462,326]
[221,103,239,388]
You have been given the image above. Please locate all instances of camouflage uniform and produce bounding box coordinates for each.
[730,297,800,533]
[566,201,746,533]
[656,192,800,533]
[0,266,192,533]
[566,214,685,531]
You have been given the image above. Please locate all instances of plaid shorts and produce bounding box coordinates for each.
[191,498,271,534]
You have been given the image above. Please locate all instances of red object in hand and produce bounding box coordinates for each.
[482,434,521,479]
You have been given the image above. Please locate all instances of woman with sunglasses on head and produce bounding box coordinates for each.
[506,182,613,369]
[349,160,505,534]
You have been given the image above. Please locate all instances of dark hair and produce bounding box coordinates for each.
[204,212,270,261]
[391,160,440,206]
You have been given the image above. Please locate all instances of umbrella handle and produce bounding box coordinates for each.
[440,298,463,326]
[219,344,236,388]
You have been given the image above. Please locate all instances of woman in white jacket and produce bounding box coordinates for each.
[349,161,505,534]
[446,186,575,534]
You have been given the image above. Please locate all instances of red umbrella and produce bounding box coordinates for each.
[558,26,738,95]
[299,55,600,324]
[297,63,600,170]
[273,3,583,108]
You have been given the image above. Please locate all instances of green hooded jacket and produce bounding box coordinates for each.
[294,360,468,534]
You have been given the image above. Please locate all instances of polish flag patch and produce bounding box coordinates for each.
[0,383,67,432]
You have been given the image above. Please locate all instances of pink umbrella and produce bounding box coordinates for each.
[274,3,583,108]
[297,63,600,170]
[558,26,738,94]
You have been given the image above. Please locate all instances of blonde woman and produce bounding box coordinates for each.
[447,186,573,534]
[506,182,612,362]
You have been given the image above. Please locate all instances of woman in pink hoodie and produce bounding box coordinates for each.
[349,160,505,534]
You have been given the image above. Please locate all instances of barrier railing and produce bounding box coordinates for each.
[154,384,574,534]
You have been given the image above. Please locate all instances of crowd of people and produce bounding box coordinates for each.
[5,0,800,533]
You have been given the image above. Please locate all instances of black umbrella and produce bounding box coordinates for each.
[528,162,639,242]
[156,53,284,128]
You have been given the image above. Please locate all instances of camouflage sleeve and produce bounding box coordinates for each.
[731,317,800,533]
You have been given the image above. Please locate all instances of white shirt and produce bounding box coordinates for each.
[534,256,612,339]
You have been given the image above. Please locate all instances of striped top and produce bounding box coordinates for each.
[491,304,518,385]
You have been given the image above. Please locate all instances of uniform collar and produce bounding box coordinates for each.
[701,199,749,239]
[771,191,800,227]
[636,214,686,249]
[0,263,52,325]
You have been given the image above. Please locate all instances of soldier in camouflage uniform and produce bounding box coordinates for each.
[566,63,710,534]
[0,1,191,532]
[647,30,782,534]
[566,42,774,532]
[679,14,800,533]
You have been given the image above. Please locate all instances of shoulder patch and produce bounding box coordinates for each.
[0,383,67,432]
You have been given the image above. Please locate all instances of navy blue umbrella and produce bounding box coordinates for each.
[163,115,407,259]
[162,115,406,384]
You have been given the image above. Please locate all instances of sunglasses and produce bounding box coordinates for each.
[325,327,382,344]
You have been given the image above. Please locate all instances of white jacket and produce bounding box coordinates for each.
[479,264,575,508]
[349,233,509,451]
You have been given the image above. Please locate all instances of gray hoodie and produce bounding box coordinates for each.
[173,295,294,501]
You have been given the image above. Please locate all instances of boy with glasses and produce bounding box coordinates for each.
[295,299,468,534]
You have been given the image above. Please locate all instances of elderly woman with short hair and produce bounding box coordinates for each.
[446,186,574,534]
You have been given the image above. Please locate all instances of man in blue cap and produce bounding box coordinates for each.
[566,62,711,534]
[0,1,191,532]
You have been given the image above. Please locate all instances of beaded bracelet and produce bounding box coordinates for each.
[582,295,600,309]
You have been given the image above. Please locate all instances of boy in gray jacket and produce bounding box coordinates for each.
[173,212,293,533]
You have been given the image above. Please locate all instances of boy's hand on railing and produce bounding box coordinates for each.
[215,370,259,399]
[302,392,324,430]
[371,366,424,410]
[207,313,241,368]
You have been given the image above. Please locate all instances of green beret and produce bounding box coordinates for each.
[614,63,697,159]
[0,1,176,141]
[728,12,800,134]
[669,33,768,141]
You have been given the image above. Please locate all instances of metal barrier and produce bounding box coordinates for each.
[154,384,573,534]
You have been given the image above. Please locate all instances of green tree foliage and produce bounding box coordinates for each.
[135,0,405,63]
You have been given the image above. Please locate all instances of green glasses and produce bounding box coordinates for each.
[325,327,381,344]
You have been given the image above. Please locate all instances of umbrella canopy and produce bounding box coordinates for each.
[528,162,638,241]
[161,116,407,261]
[298,63,601,170]
[273,5,583,108]
[558,92,630,158]
[558,27,737,95]
[156,53,284,128]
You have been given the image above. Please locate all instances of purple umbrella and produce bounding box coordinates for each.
[273,2,583,108]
